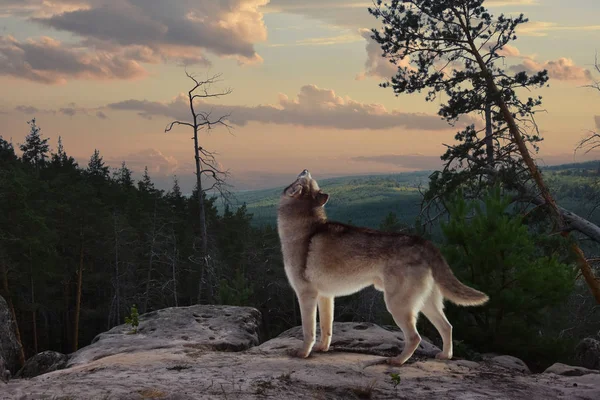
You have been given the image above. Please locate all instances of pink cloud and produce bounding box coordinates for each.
[0,35,147,84]
[510,57,592,82]
[108,84,474,131]
[356,28,410,81]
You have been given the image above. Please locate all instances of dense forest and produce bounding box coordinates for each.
[0,119,292,362]
[2,119,600,374]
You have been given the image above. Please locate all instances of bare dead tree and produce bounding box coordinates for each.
[165,71,233,304]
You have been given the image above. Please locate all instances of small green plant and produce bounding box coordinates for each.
[389,372,401,389]
[125,304,139,334]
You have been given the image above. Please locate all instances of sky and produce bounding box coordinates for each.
[0,0,599,192]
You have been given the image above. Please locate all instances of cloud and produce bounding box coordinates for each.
[517,21,600,37]
[264,0,377,29]
[356,28,411,81]
[510,57,592,82]
[108,95,190,121]
[96,111,108,120]
[495,44,521,58]
[486,0,539,6]
[351,154,443,170]
[15,105,41,114]
[60,107,77,117]
[24,0,268,65]
[294,32,362,46]
[14,102,108,118]
[0,35,147,84]
[106,149,180,177]
[0,0,86,18]
[108,84,468,131]
[487,44,592,82]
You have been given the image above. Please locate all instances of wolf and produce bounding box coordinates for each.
[277,170,489,365]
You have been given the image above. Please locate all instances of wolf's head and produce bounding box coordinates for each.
[280,169,329,210]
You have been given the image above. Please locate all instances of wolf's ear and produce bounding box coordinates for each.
[285,184,303,197]
[316,192,329,207]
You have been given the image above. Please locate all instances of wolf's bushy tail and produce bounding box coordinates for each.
[431,256,489,306]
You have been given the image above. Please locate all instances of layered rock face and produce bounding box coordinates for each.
[2,305,600,399]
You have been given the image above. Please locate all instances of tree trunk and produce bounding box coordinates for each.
[143,201,158,313]
[0,262,25,367]
[468,38,600,303]
[113,212,121,325]
[172,233,178,307]
[63,279,71,353]
[73,230,84,352]
[193,124,208,304]
[484,100,494,164]
[30,263,38,355]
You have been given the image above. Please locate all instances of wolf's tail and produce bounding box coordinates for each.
[431,256,489,306]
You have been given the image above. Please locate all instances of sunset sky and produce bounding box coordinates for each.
[0,0,599,191]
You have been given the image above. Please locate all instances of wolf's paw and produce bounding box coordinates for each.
[313,342,330,352]
[386,357,407,366]
[288,348,311,358]
[435,352,452,360]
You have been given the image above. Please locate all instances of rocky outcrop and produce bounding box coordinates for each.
[545,362,600,376]
[488,355,531,374]
[0,295,21,374]
[2,305,600,399]
[67,304,262,368]
[576,338,600,371]
[15,351,68,379]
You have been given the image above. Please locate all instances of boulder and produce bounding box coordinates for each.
[544,362,600,376]
[575,338,600,371]
[488,355,531,374]
[0,295,21,374]
[16,351,68,379]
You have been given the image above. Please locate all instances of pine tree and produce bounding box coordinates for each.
[369,0,600,302]
[440,185,576,367]
[0,135,17,164]
[20,118,50,169]
[113,161,134,188]
[138,166,157,194]
[87,149,110,179]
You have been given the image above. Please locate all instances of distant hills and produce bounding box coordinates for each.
[223,160,600,229]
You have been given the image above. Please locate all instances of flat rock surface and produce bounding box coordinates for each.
[68,304,262,367]
[3,307,600,399]
[257,321,441,358]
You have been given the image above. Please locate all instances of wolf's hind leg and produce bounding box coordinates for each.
[421,287,453,360]
[383,274,430,365]
[314,296,334,352]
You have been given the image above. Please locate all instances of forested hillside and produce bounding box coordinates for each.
[232,161,600,232]
[228,171,430,228]
[0,121,289,360]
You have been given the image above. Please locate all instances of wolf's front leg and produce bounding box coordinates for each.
[295,290,318,358]
[314,296,334,352]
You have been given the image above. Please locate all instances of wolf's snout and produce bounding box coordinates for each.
[298,169,311,179]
